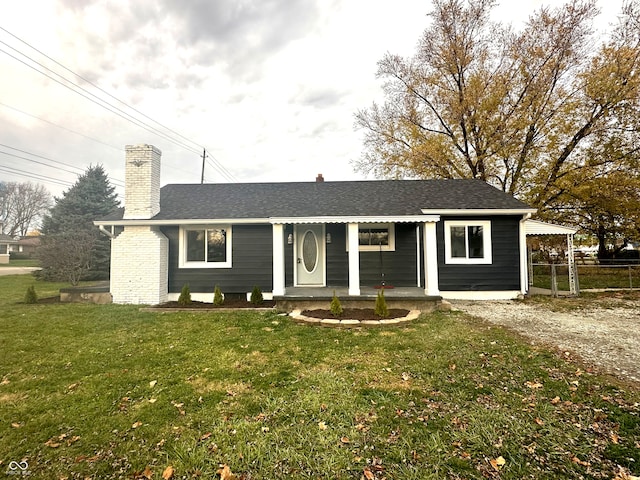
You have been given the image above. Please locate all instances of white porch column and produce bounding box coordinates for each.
[423,222,439,296]
[272,224,285,296]
[347,222,360,295]
[519,216,530,295]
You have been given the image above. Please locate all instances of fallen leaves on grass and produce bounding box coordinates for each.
[217,464,241,480]
[162,465,174,479]
[44,433,80,448]
[525,380,543,389]
[489,456,506,471]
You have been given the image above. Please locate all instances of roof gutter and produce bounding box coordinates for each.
[98,225,114,239]
[421,208,537,216]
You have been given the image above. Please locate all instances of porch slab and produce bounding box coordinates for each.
[274,287,441,312]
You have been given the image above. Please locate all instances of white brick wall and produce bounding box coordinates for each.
[111,225,168,304]
[123,144,161,220]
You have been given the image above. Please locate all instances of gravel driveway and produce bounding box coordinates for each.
[453,298,640,384]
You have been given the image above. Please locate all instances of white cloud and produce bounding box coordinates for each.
[0,0,624,201]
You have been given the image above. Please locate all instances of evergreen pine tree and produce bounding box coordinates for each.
[40,165,119,281]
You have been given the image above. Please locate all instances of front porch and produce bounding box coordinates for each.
[274,286,442,312]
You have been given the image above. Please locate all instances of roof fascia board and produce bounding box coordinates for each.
[94,218,271,226]
[269,215,441,224]
[94,215,442,226]
[421,208,537,216]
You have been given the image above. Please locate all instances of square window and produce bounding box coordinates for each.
[348,224,395,251]
[180,226,231,268]
[444,221,491,264]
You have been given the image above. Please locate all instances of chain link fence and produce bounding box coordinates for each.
[531,262,640,293]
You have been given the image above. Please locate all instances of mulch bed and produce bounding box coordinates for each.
[159,299,276,309]
[301,308,410,321]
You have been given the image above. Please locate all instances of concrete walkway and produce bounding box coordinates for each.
[0,267,40,276]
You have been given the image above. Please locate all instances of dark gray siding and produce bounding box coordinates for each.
[324,223,418,287]
[326,224,348,286]
[359,223,418,287]
[437,216,521,291]
[163,224,273,294]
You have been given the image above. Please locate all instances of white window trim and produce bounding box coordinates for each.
[444,220,492,264]
[346,223,396,252]
[179,225,232,268]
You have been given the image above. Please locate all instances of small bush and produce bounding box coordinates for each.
[374,289,388,318]
[213,285,224,306]
[250,286,263,305]
[330,291,343,317]
[178,284,192,306]
[24,285,38,304]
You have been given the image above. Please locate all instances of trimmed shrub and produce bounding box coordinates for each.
[250,286,263,305]
[24,285,38,304]
[374,289,388,318]
[213,285,224,306]
[330,291,343,317]
[178,284,192,306]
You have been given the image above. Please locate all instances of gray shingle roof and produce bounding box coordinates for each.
[99,179,533,222]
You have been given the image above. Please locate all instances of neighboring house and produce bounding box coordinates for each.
[95,145,537,305]
[0,234,18,264]
[8,236,41,257]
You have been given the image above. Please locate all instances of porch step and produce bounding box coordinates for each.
[274,292,442,313]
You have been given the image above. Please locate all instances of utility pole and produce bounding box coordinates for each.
[200,148,207,184]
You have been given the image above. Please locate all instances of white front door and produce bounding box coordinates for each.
[295,225,325,286]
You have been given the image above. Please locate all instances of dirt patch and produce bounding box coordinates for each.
[159,299,276,309]
[301,308,410,321]
[453,297,640,384]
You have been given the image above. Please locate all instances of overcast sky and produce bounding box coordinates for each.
[0,0,624,200]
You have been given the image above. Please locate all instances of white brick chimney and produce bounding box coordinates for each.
[123,144,161,219]
[109,144,168,304]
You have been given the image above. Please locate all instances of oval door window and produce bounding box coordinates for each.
[302,230,318,273]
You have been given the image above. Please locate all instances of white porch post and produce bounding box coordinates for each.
[347,222,360,295]
[272,223,285,296]
[519,216,529,295]
[423,222,439,296]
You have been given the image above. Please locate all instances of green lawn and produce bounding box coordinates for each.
[532,264,640,290]
[1,275,638,479]
[0,258,40,267]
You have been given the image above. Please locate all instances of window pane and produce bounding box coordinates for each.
[370,229,389,246]
[358,230,370,245]
[186,230,205,262]
[468,226,484,258]
[207,229,226,263]
[450,226,467,258]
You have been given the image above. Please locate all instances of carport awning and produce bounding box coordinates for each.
[525,219,577,236]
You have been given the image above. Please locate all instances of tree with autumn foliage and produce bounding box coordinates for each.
[355,0,640,250]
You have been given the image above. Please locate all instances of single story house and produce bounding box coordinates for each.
[95,145,537,305]
[0,234,18,264]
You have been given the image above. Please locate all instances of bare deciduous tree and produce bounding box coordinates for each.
[36,232,95,285]
[0,181,51,236]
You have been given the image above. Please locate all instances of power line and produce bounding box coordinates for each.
[0,144,125,186]
[0,26,238,184]
[0,102,195,178]
[205,157,235,183]
[0,25,204,154]
[0,101,122,152]
[0,42,201,156]
[0,164,74,187]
